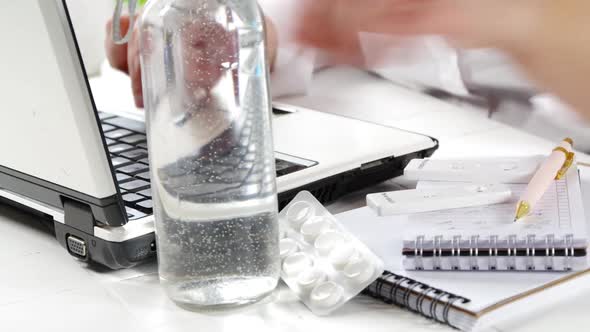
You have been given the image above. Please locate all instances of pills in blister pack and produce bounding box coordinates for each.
[278,191,385,316]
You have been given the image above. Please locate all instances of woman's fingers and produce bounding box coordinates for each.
[105,14,143,107]
[105,16,131,73]
[126,20,143,108]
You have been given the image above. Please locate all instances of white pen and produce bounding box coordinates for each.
[514,138,575,222]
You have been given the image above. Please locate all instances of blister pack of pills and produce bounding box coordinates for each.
[278,191,385,316]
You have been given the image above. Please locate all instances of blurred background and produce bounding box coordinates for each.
[66,0,115,76]
[68,0,590,151]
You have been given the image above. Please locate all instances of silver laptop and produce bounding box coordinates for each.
[0,0,438,269]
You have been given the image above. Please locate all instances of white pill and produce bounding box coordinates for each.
[282,252,313,277]
[296,268,326,291]
[286,201,315,229]
[329,244,359,270]
[310,281,344,308]
[279,224,287,239]
[343,257,374,284]
[314,231,347,256]
[280,238,299,259]
[300,216,331,243]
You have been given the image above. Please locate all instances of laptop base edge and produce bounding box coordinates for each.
[278,138,439,209]
[3,139,437,270]
[0,164,127,227]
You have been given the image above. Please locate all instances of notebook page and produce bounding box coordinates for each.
[336,165,590,316]
[337,206,581,314]
[404,167,587,248]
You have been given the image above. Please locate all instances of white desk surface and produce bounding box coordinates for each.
[2,65,590,332]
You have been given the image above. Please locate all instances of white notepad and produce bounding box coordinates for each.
[337,204,590,331]
[401,167,588,271]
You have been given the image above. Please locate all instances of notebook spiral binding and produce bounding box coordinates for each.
[363,272,470,328]
[507,234,517,270]
[526,234,536,270]
[411,233,576,271]
[415,235,425,270]
[489,235,498,270]
[434,235,443,270]
[451,235,461,270]
[469,235,479,270]
[565,234,575,271]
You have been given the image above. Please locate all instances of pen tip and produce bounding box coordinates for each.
[515,201,531,221]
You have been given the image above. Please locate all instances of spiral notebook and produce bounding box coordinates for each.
[402,166,588,271]
[337,203,590,331]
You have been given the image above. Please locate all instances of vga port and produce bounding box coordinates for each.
[66,235,87,258]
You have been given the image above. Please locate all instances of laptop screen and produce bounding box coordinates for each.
[0,0,117,200]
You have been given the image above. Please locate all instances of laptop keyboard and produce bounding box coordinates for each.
[99,112,308,220]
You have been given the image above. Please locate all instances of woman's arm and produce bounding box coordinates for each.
[295,0,590,115]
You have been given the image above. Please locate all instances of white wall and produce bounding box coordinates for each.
[65,0,115,76]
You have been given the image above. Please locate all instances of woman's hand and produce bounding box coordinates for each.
[105,14,279,108]
[105,15,144,107]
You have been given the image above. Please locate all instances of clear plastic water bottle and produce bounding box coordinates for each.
[114,0,280,309]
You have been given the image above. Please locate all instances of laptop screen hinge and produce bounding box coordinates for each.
[63,199,95,235]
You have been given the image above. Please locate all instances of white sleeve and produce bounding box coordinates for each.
[359,33,469,96]
[258,0,317,98]
[269,42,316,98]
[459,49,537,93]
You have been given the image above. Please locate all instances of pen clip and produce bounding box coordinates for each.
[553,147,575,180]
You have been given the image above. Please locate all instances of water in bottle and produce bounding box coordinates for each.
[114,0,280,309]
